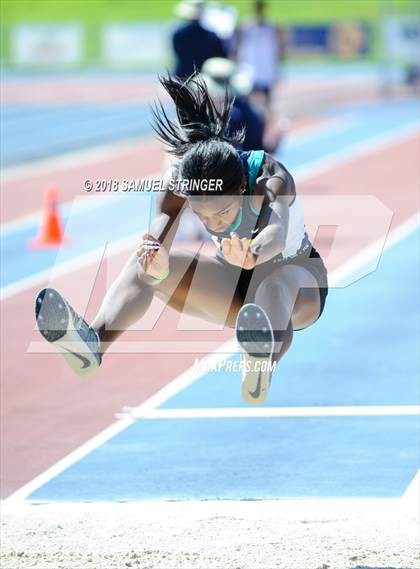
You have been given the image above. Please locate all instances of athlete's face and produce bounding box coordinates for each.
[188,178,246,233]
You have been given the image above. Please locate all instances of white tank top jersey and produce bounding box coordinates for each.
[237,21,279,86]
[280,194,310,260]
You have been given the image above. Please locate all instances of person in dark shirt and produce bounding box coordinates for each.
[173,0,227,79]
[228,93,265,151]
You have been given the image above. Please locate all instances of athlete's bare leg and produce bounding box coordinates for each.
[251,264,322,364]
[92,248,244,354]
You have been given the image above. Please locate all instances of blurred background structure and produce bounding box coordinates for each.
[1,0,418,74]
[1,0,419,168]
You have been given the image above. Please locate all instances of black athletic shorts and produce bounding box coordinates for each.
[216,246,328,327]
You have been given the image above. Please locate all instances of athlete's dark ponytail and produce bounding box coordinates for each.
[151,72,245,196]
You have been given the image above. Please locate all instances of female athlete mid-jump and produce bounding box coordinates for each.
[35,74,328,404]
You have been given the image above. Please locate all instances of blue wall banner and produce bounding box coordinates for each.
[288,23,371,57]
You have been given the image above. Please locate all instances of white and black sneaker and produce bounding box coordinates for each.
[35,288,101,378]
[235,303,274,405]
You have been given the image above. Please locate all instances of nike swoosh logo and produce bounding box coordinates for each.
[62,347,91,369]
[248,371,262,399]
[251,229,259,234]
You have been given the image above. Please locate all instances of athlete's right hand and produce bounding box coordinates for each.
[136,233,169,281]
[221,233,257,270]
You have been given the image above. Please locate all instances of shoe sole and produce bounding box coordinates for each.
[235,303,274,405]
[35,288,99,378]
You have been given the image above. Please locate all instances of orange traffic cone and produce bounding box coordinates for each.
[30,186,67,249]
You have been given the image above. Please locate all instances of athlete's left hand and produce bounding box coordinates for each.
[136,233,169,280]
[221,233,257,270]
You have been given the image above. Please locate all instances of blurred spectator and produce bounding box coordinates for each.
[172,0,227,79]
[200,57,287,153]
[234,0,286,110]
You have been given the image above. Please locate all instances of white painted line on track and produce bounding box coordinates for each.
[131,406,420,420]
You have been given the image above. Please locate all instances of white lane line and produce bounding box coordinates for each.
[130,406,420,420]
[2,126,419,301]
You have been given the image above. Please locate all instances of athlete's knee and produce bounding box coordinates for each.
[255,274,290,300]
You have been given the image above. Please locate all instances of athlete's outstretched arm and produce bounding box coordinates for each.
[148,167,186,245]
[137,166,187,285]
